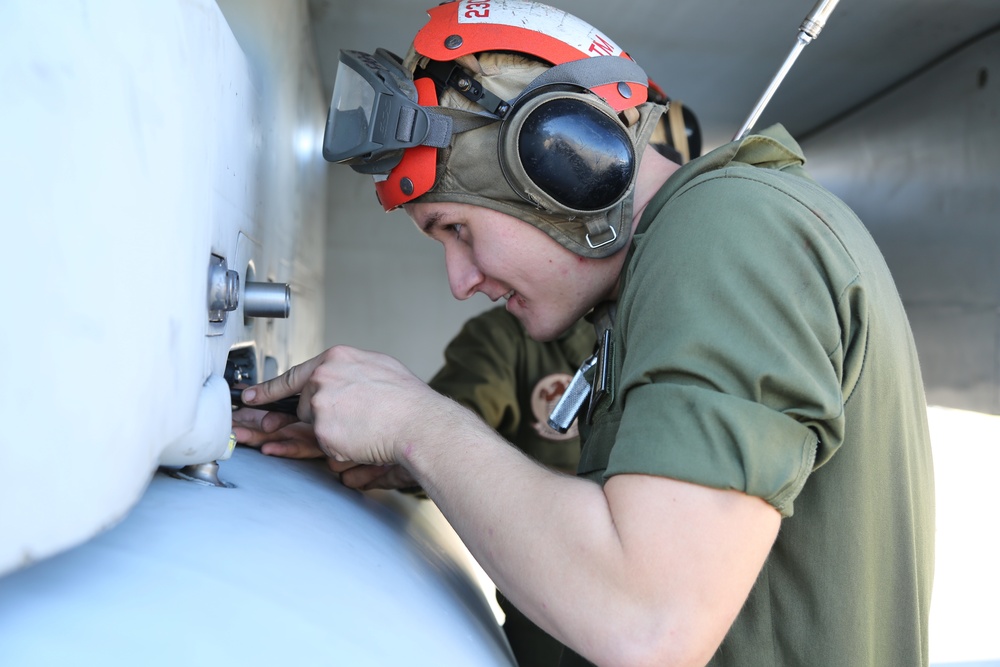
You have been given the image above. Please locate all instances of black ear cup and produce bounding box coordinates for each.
[498,88,636,215]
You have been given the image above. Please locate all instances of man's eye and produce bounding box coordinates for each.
[448,223,464,239]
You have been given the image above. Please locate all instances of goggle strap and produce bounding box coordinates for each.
[396,106,493,150]
[430,107,498,134]
[420,110,453,148]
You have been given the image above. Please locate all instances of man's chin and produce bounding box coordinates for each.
[511,309,565,343]
[507,296,575,340]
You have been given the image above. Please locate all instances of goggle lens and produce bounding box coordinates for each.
[324,60,379,164]
[322,50,443,209]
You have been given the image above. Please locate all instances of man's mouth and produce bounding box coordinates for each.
[502,289,515,301]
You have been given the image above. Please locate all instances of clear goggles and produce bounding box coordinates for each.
[323,49,459,209]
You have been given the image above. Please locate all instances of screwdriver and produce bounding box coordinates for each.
[230,387,301,415]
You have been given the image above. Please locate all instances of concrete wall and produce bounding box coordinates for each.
[802,30,1000,414]
[322,165,495,382]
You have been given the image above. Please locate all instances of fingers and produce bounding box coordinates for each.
[338,465,392,490]
[232,406,299,435]
[260,440,325,459]
[233,421,323,459]
[232,425,264,447]
[232,406,269,431]
[326,458,361,474]
[240,352,325,406]
[339,464,419,491]
[260,411,301,433]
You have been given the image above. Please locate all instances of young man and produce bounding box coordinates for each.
[422,89,698,667]
[234,2,935,665]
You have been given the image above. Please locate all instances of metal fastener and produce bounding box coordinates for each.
[208,255,240,323]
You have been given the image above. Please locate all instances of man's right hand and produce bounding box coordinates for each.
[234,406,421,492]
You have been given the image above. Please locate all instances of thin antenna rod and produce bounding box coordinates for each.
[733,0,841,141]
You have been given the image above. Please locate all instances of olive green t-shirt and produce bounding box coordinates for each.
[569,125,935,666]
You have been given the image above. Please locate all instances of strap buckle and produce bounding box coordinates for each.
[586,225,617,249]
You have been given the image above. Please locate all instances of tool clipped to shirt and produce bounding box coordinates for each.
[586,328,612,424]
[230,387,301,415]
[547,352,598,434]
[548,306,615,433]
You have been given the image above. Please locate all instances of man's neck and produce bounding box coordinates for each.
[630,148,681,235]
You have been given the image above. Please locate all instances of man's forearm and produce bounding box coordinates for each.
[397,402,657,663]
[398,401,780,667]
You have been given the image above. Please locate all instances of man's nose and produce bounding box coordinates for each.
[444,247,484,300]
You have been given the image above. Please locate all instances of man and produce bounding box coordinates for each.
[237,90,699,665]
[426,87,699,485]
[235,2,935,665]
[422,98,699,666]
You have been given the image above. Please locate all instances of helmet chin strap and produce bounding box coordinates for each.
[584,218,618,252]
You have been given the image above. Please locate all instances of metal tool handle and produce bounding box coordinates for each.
[733,0,841,141]
[547,353,598,434]
[800,0,840,40]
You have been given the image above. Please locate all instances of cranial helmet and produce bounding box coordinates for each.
[322,0,665,258]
